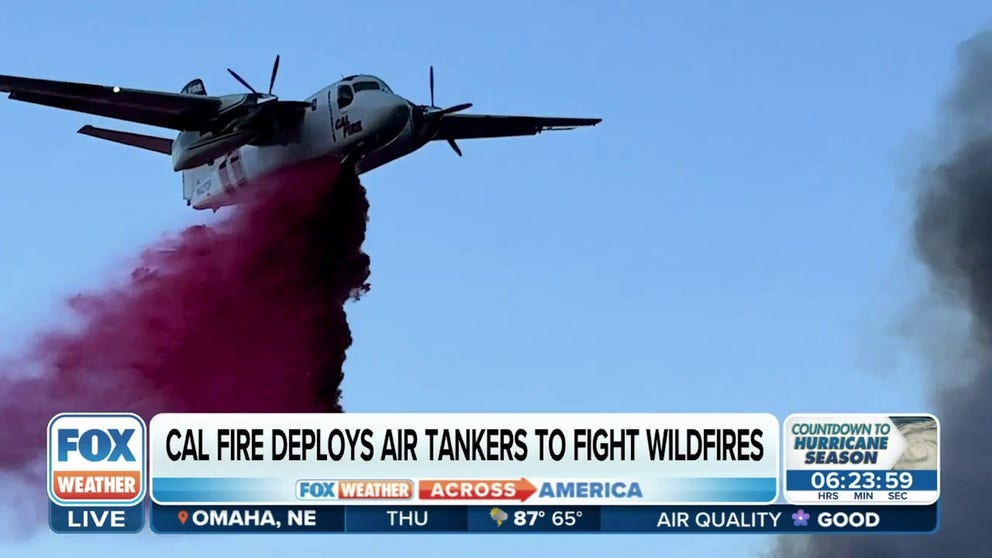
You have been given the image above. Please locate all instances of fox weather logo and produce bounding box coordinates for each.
[47,413,146,506]
[297,480,338,500]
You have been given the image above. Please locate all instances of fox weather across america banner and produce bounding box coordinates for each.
[46,412,940,534]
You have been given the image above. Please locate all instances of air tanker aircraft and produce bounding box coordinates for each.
[0,56,601,210]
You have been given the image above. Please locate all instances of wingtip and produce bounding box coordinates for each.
[77,124,94,133]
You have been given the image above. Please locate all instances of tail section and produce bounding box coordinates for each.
[181,79,207,96]
[78,125,173,154]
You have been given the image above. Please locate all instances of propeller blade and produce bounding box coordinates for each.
[268,55,280,95]
[429,66,435,107]
[228,68,258,94]
[447,139,463,157]
[437,102,472,116]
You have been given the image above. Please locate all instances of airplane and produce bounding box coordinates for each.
[0,56,601,211]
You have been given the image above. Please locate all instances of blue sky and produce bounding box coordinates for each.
[0,1,985,556]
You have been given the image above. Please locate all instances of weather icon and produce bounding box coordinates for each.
[489,507,509,527]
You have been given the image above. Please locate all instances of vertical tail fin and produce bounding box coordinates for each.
[181,79,207,95]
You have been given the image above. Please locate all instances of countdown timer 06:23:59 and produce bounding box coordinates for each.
[808,471,914,490]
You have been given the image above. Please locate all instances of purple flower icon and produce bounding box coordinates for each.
[792,509,810,527]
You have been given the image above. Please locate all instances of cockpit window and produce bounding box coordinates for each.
[353,81,380,92]
[337,85,354,109]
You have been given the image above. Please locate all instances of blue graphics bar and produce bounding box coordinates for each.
[100,503,942,534]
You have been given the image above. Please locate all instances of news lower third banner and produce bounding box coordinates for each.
[45,412,940,534]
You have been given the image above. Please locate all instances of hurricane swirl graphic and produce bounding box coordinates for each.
[892,419,939,470]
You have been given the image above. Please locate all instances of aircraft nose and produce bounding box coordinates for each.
[381,97,410,137]
[356,92,411,151]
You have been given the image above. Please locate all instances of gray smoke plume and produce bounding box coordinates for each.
[769,31,992,557]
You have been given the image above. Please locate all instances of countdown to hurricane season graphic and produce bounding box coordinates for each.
[783,414,940,506]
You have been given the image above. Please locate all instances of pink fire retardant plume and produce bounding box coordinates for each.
[0,155,371,535]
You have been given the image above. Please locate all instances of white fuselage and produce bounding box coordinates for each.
[182,75,426,210]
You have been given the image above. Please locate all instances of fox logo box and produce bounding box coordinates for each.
[47,413,147,506]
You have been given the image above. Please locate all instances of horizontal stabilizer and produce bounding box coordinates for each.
[78,125,173,154]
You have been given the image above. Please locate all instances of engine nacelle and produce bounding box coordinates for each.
[172,128,257,171]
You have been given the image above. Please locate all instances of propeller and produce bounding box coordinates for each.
[228,67,257,95]
[268,55,280,95]
[227,55,281,98]
[425,65,471,156]
[435,102,472,116]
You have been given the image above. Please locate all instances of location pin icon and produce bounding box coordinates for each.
[178,510,189,525]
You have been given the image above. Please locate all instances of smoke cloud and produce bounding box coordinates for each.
[770,31,992,557]
[0,155,370,535]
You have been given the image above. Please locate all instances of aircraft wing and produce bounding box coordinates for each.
[434,114,601,140]
[0,74,223,130]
